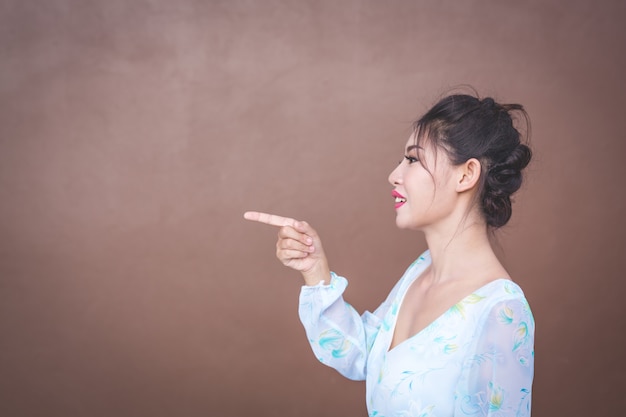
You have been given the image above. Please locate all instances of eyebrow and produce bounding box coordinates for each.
[405,145,422,153]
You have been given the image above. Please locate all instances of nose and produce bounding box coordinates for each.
[388,162,402,186]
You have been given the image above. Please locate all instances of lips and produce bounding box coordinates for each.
[392,190,406,209]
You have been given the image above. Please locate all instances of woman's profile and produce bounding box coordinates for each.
[245,92,535,416]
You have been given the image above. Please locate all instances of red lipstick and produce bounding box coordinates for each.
[392,190,406,209]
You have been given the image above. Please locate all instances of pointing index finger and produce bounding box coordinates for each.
[243,211,297,227]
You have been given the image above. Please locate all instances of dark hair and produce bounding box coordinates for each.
[413,93,532,228]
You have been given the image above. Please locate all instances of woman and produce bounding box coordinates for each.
[245,93,535,416]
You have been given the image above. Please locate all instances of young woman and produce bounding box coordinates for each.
[245,93,535,416]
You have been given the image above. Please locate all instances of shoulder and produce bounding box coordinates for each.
[474,279,530,305]
[400,250,431,275]
[378,250,432,309]
[473,280,535,344]
[488,279,532,316]
[405,250,431,277]
[390,250,431,289]
[457,279,534,335]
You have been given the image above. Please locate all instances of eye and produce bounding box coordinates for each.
[404,155,419,164]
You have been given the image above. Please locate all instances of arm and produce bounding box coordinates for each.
[298,272,393,381]
[454,297,535,416]
[243,211,392,380]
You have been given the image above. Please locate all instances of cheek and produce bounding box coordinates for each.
[405,172,435,199]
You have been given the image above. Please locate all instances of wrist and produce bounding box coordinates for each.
[301,263,331,286]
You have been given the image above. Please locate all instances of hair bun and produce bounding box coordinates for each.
[483,143,532,227]
[481,97,496,108]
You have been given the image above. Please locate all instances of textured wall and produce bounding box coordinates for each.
[1,0,625,416]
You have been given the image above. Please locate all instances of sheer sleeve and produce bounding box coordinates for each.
[454,296,535,416]
[298,272,394,381]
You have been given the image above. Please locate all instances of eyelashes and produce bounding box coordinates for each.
[397,155,420,165]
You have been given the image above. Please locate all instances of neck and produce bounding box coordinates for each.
[422,216,503,285]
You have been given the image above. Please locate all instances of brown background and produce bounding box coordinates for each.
[1,0,625,416]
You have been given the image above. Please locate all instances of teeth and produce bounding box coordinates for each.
[395,197,406,203]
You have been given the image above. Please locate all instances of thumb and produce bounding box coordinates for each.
[294,220,315,236]
[294,221,324,248]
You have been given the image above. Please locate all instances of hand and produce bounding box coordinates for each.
[243,211,330,286]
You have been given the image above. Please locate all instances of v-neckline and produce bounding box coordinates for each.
[385,259,508,354]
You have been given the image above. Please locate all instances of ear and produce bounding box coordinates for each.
[456,158,482,192]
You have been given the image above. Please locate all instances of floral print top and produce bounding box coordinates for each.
[298,251,535,417]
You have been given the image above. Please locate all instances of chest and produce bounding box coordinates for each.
[368,298,476,417]
[390,279,473,351]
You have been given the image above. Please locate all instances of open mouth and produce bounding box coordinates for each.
[392,191,406,208]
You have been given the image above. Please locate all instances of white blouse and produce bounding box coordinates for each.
[298,251,535,417]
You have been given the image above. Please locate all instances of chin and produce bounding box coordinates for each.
[394,214,425,231]
[394,216,414,230]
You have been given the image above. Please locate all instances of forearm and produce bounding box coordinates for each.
[299,273,372,380]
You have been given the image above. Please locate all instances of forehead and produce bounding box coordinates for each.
[403,134,453,168]
[404,134,430,152]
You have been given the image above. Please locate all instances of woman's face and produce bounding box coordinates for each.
[388,136,459,231]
